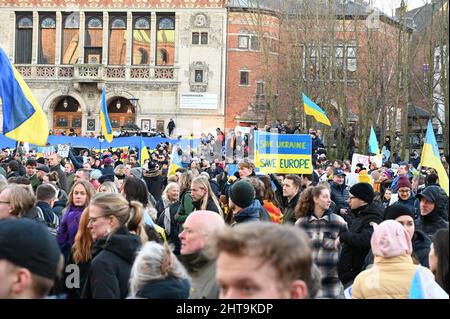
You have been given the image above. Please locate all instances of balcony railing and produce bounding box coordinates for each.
[15,64,176,81]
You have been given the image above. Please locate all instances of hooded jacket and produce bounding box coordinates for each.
[81,226,141,299]
[232,200,270,226]
[415,186,449,238]
[338,202,383,286]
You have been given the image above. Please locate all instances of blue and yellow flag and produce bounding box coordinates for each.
[100,86,113,143]
[139,136,149,166]
[420,121,448,196]
[0,48,48,146]
[168,144,183,176]
[368,126,380,155]
[302,93,331,126]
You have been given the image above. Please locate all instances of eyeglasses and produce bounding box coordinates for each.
[87,216,107,224]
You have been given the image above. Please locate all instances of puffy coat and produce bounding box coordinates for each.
[134,277,190,299]
[338,203,383,286]
[81,226,141,299]
[352,255,427,299]
[330,182,349,216]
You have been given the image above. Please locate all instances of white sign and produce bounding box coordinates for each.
[57,144,70,158]
[351,153,382,173]
[180,93,218,109]
[41,146,55,157]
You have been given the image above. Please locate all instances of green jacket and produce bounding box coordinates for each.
[175,191,194,227]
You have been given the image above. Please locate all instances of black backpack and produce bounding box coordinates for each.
[36,206,60,236]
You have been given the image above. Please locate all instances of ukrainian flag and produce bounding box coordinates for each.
[100,86,113,143]
[420,121,449,196]
[168,144,183,176]
[0,48,48,146]
[302,93,331,126]
[368,126,380,155]
[139,136,149,166]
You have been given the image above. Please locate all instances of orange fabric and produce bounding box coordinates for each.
[263,200,283,224]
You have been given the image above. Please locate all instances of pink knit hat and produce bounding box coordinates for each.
[371,220,413,258]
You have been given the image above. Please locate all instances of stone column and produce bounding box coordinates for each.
[150,12,157,66]
[126,11,132,66]
[79,12,85,64]
[55,11,62,65]
[32,11,39,64]
[174,12,180,65]
[102,12,109,65]
[9,12,15,61]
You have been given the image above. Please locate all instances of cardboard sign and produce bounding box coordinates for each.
[57,144,70,158]
[351,153,382,173]
[254,132,312,174]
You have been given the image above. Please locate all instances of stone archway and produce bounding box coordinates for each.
[52,96,83,135]
[107,96,136,130]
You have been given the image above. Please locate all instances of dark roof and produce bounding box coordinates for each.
[405,0,446,32]
[408,103,430,118]
[228,0,413,30]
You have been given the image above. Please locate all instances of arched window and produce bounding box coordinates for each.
[85,16,103,63]
[87,17,102,29]
[109,16,126,64]
[62,13,80,64]
[41,17,56,28]
[158,17,174,30]
[133,16,151,65]
[39,15,56,64]
[156,16,175,65]
[16,15,33,63]
[64,12,79,28]
[17,16,32,28]
[134,17,150,29]
[111,17,126,29]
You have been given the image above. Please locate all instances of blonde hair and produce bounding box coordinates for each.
[128,242,189,297]
[3,184,35,217]
[98,181,119,193]
[191,176,223,216]
[162,182,180,203]
[90,192,148,243]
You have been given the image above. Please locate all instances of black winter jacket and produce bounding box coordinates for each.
[330,182,349,216]
[81,227,141,299]
[337,202,383,285]
[416,185,449,237]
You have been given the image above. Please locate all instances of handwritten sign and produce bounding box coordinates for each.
[254,132,312,174]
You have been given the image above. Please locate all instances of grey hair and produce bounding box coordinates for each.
[128,242,190,297]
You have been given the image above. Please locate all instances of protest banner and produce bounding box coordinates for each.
[350,153,382,173]
[254,132,312,174]
[57,144,70,158]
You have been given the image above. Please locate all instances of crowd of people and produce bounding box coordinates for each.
[0,125,448,300]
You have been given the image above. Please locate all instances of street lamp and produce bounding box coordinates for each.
[128,97,139,114]
[63,99,68,108]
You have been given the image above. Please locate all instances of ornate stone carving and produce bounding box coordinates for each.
[154,68,174,79]
[78,66,99,77]
[186,61,211,92]
[36,66,56,78]
[190,13,209,28]
[130,67,150,79]
[106,67,126,78]
[58,66,74,78]
[16,66,32,77]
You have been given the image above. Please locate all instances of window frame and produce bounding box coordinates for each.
[239,70,249,86]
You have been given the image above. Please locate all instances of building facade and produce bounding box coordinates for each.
[0,0,227,137]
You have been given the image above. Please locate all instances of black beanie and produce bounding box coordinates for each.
[384,203,414,221]
[0,219,61,280]
[349,182,374,204]
[230,180,255,209]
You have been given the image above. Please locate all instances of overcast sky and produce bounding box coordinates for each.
[373,0,429,16]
